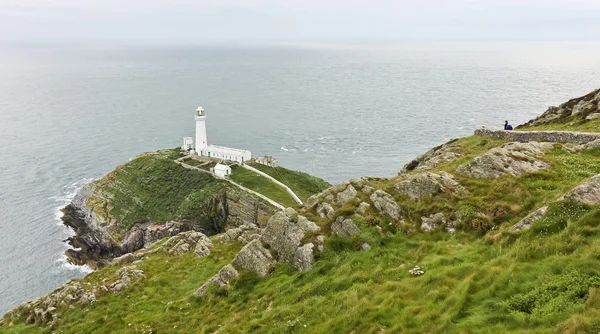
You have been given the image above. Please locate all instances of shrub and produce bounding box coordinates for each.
[506,270,600,319]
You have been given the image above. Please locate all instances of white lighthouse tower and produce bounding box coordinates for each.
[195,106,208,151]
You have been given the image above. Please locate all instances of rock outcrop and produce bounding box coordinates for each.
[232,239,276,277]
[4,281,97,325]
[518,89,600,128]
[456,142,552,179]
[561,174,600,205]
[107,266,145,293]
[195,209,322,296]
[421,213,447,231]
[394,172,468,199]
[400,139,461,173]
[62,183,275,269]
[162,231,213,257]
[369,190,404,221]
[331,217,360,238]
[194,264,240,297]
[214,223,262,244]
[260,210,320,271]
[510,206,548,232]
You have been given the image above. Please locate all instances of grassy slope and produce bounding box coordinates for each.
[371,136,600,233]
[229,166,298,208]
[87,149,229,238]
[4,204,600,333]
[518,117,600,132]
[5,139,600,333]
[247,163,331,202]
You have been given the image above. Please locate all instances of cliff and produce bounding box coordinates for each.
[59,149,327,269]
[3,89,600,333]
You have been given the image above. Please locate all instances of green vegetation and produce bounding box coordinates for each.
[370,136,600,234]
[88,150,229,238]
[2,240,242,334]
[229,166,298,207]
[248,163,331,201]
[5,107,600,332]
[5,200,600,333]
[518,117,600,132]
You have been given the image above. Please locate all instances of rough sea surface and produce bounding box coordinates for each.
[0,41,599,314]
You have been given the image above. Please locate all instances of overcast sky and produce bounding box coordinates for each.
[1,0,599,43]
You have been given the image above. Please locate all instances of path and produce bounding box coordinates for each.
[175,157,286,210]
[242,165,303,205]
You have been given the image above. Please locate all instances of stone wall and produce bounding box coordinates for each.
[474,128,600,145]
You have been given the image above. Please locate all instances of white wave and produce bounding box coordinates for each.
[51,178,96,274]
[56,255,93,274]
[280,146,289,152]
[50,178,93,227]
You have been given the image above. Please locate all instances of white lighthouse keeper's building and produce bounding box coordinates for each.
[193,106,252,163]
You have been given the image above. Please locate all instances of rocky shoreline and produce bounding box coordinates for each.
[61,184,205,269]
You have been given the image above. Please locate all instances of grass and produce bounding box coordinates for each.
[367,137,600,235]
[5,127,600,332]
[86,149,230,239]
[229,166,298,208]
[6,203,600,333]
[518,116,600,132]
[248,162,331,202]
[2,240,242,334]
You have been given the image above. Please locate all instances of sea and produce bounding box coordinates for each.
[0,41,599,315]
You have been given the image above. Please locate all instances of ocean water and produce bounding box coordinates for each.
[0,41,599,315]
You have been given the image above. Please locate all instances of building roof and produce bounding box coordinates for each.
[205,144,251,155]
[214,163,231,171]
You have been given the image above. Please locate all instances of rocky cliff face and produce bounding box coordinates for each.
[62,154,277,269]
[518,88,600,128]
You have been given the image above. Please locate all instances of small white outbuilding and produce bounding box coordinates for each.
[182,137,194,151]
[214,163,232,178]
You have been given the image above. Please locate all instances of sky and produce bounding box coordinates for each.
[0,0,599,43]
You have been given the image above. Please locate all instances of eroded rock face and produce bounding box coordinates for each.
[316,202,335,220]
[261,210,319,271]
[456,142,552,179]
[510,206,548,232]
[215,223,262,245]
[336,184,358,205]
[62,183,275,269]
[331,217,360,238]
[401,140,461,173]
[357,202,371,214]
[421,213,446,231]
[294,243,315,272]
[369,190,403,221]
[561,174,600,205]
[163,231,213,257]
[5,281,97,325]
[305,178,384,212]
[394,172,468,199]
[519,89,600,128]
[109,266,145,293]
[232,239,276,277]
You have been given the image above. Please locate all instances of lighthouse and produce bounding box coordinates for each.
[195,106,208,151]
[184,105,252,163]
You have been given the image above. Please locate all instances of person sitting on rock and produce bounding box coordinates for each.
[504,121,513,130]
